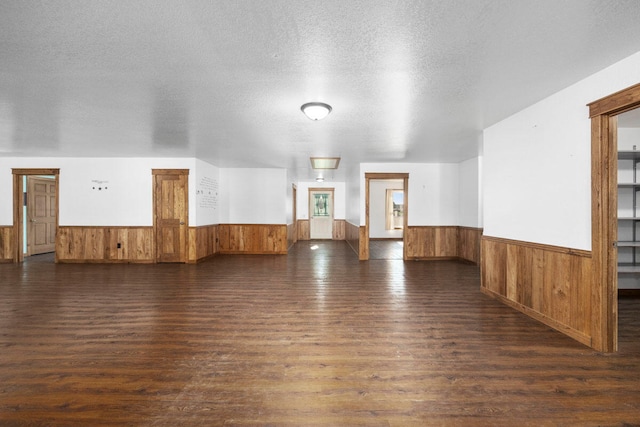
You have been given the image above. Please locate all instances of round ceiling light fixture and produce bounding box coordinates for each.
[301,102,332,121]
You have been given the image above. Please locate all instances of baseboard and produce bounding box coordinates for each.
[57,259,154,264]
[406,256,478,265]
[218,250,288,255]
[188,253,218,264]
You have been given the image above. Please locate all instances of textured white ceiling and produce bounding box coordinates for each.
[2,0,640,180]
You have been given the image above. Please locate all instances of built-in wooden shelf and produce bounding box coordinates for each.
[618,264,640,273]
[618,151,640,160]
[617,241,640,248]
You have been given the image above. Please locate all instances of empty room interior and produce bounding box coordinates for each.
[2,1,640,425]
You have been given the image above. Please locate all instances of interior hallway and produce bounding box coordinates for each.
[1,241,639,426]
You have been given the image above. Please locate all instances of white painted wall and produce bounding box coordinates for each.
[0,157,196,226]
[345,165,360,227]
[296,181,346,220]
[359,163,459,226]
[194,159,220,226]
[219,168,287,224]
[458,156,482,228]
[369,180,404,238]
[286,170,296,225]
[483,50,640,250]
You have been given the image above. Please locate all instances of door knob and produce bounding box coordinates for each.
[180,222,185,225]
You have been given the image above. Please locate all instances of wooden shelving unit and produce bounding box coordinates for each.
[618,150,640,274]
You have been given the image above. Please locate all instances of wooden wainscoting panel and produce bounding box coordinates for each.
[0,226,13,262]
[405,226,458,259]
[218,224,287,254]
[480,237,507,296]
[345,221,360,257]
[333,220,346,240]
[57,227,153,263]
[481,236,593,348]
[287,223,295,250]
[297,220,310,241]
[458,227,483,264]
[57,227,105,261]
[359,226,369,261]
[112,227,153,261]
[188,224,218,263]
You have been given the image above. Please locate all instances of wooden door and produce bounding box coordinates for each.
[27,176,56,255]
[309,189,333,239]
[153,170,189,263]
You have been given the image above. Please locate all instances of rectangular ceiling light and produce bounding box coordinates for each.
[310,157,340,169]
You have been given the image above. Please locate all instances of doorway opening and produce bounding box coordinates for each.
[386,189,404,231]
[616,108,640,290]
[589,82,640,352]
[364,173,409,261]
[12,168,60,263]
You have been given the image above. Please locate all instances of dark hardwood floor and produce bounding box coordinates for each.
[369,239,404,260]
[1,241,639,426]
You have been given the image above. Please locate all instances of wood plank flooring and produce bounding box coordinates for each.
[369,240,404,260]
[1,241,639,426]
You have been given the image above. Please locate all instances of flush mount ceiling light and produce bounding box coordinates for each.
[301,102,332,121]
[310,157,340,169]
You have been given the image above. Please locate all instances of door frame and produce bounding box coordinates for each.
[308,187,334,239]
[12,168,60,263]
[588,82,640,352]
[292,184,297,244]
[364,173,409,261]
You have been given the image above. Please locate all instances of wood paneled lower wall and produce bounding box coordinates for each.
[287,223,296,249]
[0,226,13,263]
[481,236,593,347]
[345,221,359,257]
[57,226,154,263]
[343,225,482,263]
[218,224,288,254]
[297,220,310,241]
[188,224,218,264]
[458,226,482,264]
[13,224,481,264]
[405,226,482,264]
[332,219,346,240]
[405,226,458,260]
[12,223,288,263]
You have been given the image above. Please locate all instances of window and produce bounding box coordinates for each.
[386,190,404,230]
[313,193,330,216]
